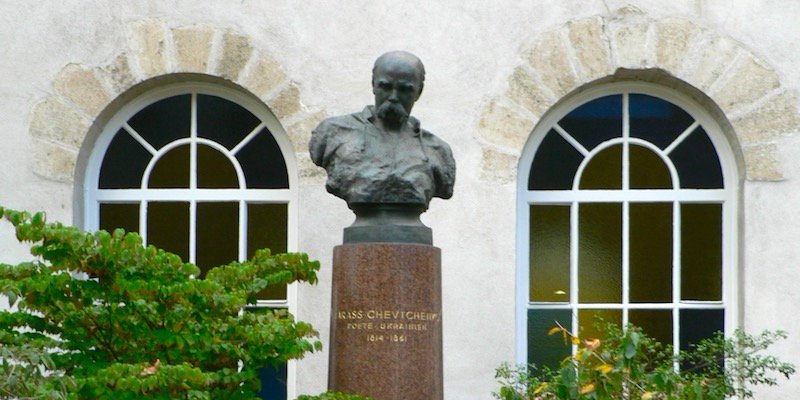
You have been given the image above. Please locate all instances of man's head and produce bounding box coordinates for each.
[372,51,425,127]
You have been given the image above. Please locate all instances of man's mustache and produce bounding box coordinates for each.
[377,102,409,122]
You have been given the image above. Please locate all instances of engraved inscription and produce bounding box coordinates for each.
[337,309,440,344]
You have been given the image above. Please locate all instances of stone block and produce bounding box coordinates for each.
[241,53,288,98]
[287,111,327,153]
[297,151,326,185]
[53,64,111,117]
[32,139,78,183]
[655,19,701,73]
[609,21,653,69]
[711,56,781,114]
[732,92,800,144]
[130,19,168,77]
[506,66,554,117]
[99,53,138,95]
[568,17,613,81]
[685,35,739,91]
[479,148,518,184]
[215,31,253,81]
[172,25,214,73]
[267,83,302,120]
[744,143,783,181]
[29,96,89,149]
[477,100,535,151]
[522,29,578,96]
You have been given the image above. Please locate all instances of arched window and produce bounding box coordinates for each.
[83,82,297,399]
[516,83,738,369]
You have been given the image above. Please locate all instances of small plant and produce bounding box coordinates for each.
[494,322,795,400]
[0,207,350,399]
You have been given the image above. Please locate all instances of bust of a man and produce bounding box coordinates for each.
[309,51,455,210]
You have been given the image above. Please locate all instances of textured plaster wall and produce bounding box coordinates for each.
[1,1,800,398]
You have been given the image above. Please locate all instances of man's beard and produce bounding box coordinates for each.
[377,102,409,126]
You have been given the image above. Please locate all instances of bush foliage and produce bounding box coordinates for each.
[0,207,360,399]
[495,322,795,400]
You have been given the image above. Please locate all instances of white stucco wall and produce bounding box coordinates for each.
[2,1,800,398]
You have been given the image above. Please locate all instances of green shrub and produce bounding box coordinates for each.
[495,323,795,400]
[0,207,335,399]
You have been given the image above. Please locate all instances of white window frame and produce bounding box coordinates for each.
[83,82,300,398]
[515,82,739,364]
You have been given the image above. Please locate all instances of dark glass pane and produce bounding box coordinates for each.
[669,127,723,189]
[197,94,261,150]
[530,205,570,302]
[128,94,191,150]
[198,144,239,188]
[527,309,571,370]
[558,94,622,151]
[630,203,672,303]
[629,94,695,149]
[681,204,722,301]
[99,203,139,234]
[99,129,152,189]
[629,309,672,346]
[579,203,622,303]
[579,145,622,189]
[528,130,584,190]
[257,364,287,400]
[147,202,189,262]
[197,202,239,277]
[578,309,621,340]
[630,145,672,189]
[148,145,190,188]
[248,203,288,300]
[236,128,289,189]
[680,309,724,370]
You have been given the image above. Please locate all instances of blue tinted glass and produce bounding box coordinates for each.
[669,127,723,189]
[257,364,287,400]
[529,130,584,190]
[99,128,152,189]
[236,128,289,189]
[197,94,261,150]
[558,95,622,151]
[629,94,695,149]
[128,95,191,150]
[680,309,724,371]
[528,309,572,370]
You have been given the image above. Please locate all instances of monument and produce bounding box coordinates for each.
[310,51,455,400]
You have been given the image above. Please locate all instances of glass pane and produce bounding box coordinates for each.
[528,130,584,190]
[579,145,622,189]
[246,307,288,400]
[197,202,239,277]
[197,145,239,188]
[629,145,672,189]
[248,203,288,300]
[680,309,724,371]
[579,203,622,303]
[99,203,139,234]
[630,203,672,303]
[670,127,723,189]
[197,94,261,150]
[148,145,190,188]
[147,202,189,262]
[681,204,722,301]
[578,309,621,340]
[530,205,570,302]
[629,309,672,346]
[236,128,289,189]
[527,309,571,370]
[629,94,695,149]
[99,129,153,189]
[128,94,191,150]
[558,94,622,151]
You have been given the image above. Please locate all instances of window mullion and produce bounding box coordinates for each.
[622,92,630,191]
[622,201,630,328]
[239,201,247,262]
[189,200,197,264]
[140,200,148,245]
[672,200,682,366]
[570,201,579,342]
[190,92,198,190]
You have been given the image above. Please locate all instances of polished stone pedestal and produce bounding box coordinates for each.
[328,243,443,400]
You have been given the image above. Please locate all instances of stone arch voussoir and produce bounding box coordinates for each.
[476,7,800,183]
[30,18,324,184]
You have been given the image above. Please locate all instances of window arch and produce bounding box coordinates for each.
[83,82,297,399]
[516,83,739,369]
